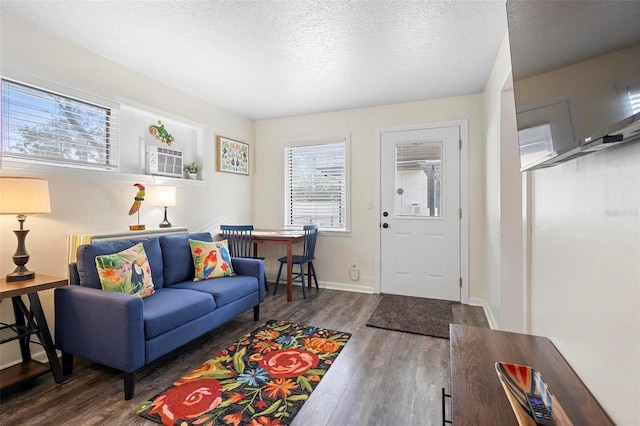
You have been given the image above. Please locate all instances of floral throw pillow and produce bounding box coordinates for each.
[189,239,236,281]
[95,242,155,298]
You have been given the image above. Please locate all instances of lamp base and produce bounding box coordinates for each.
[6,270,35,282]
[8,226,35,282]
[129,225,146,231]
[159,206,172,228]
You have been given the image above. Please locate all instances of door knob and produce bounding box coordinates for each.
[383,211,389,217]
[382,223,389,228]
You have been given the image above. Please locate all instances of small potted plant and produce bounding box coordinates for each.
[183,162,200,179]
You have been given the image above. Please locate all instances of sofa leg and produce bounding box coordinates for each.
[124,372,136,400]
[61,352,74,376]
[253,305,260,321]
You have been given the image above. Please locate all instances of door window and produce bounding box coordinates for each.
[394,141,443,217]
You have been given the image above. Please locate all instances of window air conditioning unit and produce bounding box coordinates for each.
[146,145,183,178]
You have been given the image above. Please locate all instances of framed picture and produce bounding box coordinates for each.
[216,135,249,175]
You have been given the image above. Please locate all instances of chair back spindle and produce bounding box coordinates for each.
[220,224,269,291]
[220,225,254,258]
[302,224,319,261]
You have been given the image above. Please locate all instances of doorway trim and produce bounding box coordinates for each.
[374,119,469,303]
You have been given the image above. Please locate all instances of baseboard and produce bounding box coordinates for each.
[273,280,375,294]
[317,281,375,294]
[468,297,499,330]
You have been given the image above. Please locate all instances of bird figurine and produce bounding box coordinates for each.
[129,183,146,216]
[202,250,218,279]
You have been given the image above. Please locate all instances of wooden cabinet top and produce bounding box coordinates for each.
[0,274,67,299]
[450,324,613,425]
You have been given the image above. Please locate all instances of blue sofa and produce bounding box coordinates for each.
[55,232,265,399]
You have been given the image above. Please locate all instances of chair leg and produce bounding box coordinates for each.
[310,262,319,289]
[264,273,269,291]
[273,262,284,296]
[300,263,307,299]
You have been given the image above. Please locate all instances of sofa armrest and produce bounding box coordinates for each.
[54,285,145,373]
[231,257,265,302]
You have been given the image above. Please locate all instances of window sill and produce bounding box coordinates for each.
[319,229,351,237]
[284,227,351,237]
[0,160,207,187]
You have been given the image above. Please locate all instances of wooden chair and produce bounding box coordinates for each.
[272,224,319,299]
[220,225,268,291]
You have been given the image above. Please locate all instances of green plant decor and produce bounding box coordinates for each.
[183,162,200,174]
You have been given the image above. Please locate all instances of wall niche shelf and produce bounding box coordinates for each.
[119,103,206,182]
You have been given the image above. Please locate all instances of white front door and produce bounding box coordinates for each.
[380,126,461,301]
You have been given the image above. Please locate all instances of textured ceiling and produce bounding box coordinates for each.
[1,0,508,120]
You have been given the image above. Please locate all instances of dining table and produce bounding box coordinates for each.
[251,229,306,302]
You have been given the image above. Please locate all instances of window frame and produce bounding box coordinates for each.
[1,75,120,171]
[283,135,350,233]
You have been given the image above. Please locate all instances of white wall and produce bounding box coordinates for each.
[253,96,485,297]
[529,145,639,424]
[0,13,254,368]
[482,34,523,330]
[480,64,525,334]
[484,33,640,424]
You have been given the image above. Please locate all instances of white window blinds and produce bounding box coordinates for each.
[1,78,119,169]
[284,139,348,231]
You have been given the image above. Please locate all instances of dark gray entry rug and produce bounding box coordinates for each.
[366,294,459,339]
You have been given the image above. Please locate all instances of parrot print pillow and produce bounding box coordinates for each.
[189,239,236,281]
[95,243,155,297]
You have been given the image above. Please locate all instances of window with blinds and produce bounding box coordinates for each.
[284,138,348,231]
[1,79,118,169]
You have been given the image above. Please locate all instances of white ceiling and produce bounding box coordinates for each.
[1,0,508,120]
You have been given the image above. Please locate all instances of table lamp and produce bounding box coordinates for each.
[0,177,51,282]
[155,186,176,228]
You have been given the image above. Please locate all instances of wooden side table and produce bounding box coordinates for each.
[0,274,67,390]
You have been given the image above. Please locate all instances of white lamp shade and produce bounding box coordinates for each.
[0,177,51,215]
[155,186,177,207]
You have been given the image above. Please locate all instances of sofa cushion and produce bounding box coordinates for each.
[169,275,258,307]
[142,288,216,339]
[189,239,236,281]
[160,232,212,286]
[95,242,155,298]
[77,238,164,289]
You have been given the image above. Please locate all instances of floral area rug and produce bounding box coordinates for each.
[134,320,351,426]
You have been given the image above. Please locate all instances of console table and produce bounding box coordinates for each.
[0,274,67,390]
[449,324,613,425]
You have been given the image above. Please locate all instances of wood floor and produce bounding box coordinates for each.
[0,288,488,426]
